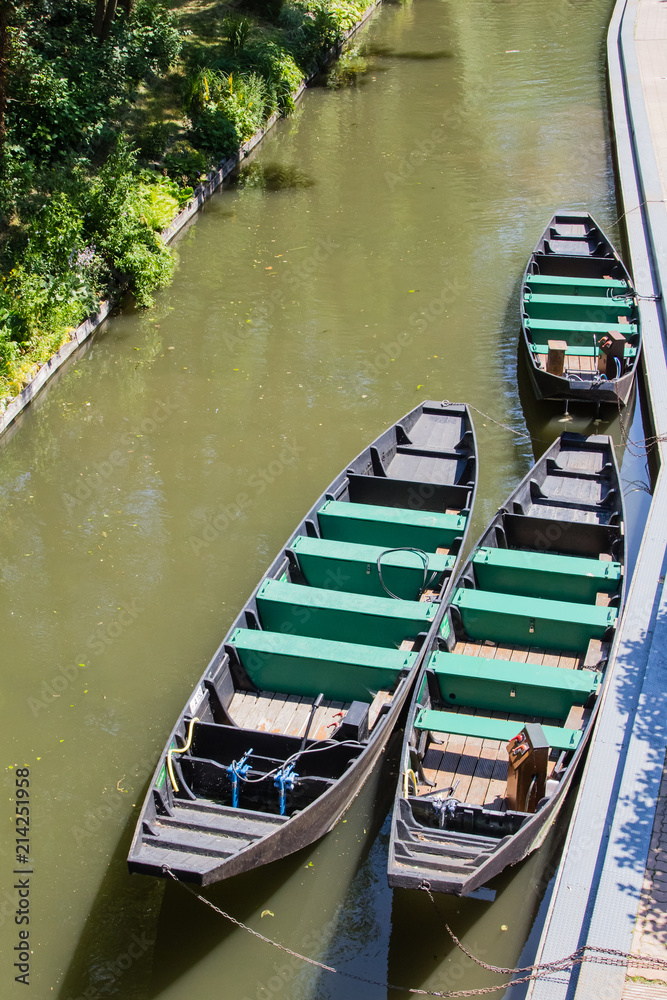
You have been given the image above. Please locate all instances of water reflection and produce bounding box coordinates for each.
[233,162,316,192]
[361,44,454,59]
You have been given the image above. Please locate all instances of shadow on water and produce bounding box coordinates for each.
[360,43,454,60]
[56,788,334,1000]
[148,729,405,997]
[232,162,316,192]
[385,792,577,999]
[57,808,164,1000]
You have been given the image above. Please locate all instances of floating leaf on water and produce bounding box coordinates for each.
[261,910,274,918]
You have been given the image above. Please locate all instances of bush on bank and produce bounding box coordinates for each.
[0,0,373,407]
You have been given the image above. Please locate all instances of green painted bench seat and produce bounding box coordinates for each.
[414,707,582,751]
[524,317,639,345]
[523,292,634,322]
[525,274,630,295]
[529,343,638,358]
[289,535,454,601]
[429,650,601,719]
[452,587,617,652]
[317,499,466,552]
[228,628,417,703]
[256,579,437,648]
[472,546,622,604]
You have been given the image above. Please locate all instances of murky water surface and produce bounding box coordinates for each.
[1,0,651,997]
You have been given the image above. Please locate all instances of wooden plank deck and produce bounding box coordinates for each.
[229,688,394,739]
[417,705,563,810]
[414,640,586,808]
[452,638,584,671]
[535,353,598,373]
[229,691,350,740]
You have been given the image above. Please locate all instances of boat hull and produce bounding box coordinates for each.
[520,210,641,406]
[520,335,637,406]
[387,432,626,896]
[128,401,477,884]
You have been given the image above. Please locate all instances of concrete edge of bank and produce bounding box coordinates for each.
[520,2,667,999]
[0,0,382,443]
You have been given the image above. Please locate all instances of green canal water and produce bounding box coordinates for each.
[0,0,651,997]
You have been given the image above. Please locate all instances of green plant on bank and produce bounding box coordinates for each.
[0,0,375,407]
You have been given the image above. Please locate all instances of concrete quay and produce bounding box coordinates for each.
[520,1,667,998]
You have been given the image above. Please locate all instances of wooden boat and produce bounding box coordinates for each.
[128,401,477,885]
[521,211,641,406]
[387,433,625,896]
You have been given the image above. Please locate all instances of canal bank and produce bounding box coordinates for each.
[523,1,667,998]
[0,0,384,441]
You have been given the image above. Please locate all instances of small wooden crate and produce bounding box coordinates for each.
[546,339,568,375]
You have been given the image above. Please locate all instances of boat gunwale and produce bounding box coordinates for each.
[387,431,627,896]
[128,400,479,884]
[519,210,642,405]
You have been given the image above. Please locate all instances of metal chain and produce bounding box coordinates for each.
[424,888,667,975]
[162,867,665,997]
[614,389,667,460]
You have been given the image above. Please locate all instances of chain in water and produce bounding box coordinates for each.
[424,888,667,975]
[162,867,667,996]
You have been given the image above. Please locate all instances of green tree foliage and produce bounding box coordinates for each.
[0,0,183,399]
[0,0,374,403]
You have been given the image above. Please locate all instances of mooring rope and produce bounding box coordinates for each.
[443,397,660,489]
[162,867,666,996]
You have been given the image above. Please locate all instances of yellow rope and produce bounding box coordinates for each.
[166,717,199,792]
[403,768,418,798]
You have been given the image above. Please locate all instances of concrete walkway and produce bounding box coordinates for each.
[635,0,667,206]
[621,0,667,993]
[627,750,667,991]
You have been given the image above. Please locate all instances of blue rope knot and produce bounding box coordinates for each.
[227,748,253,808]
[274,762,299,815]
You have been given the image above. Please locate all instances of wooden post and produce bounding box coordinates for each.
[547,339,567,376]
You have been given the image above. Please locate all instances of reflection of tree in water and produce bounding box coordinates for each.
[359,44,453,60]
[235,162,316,192]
